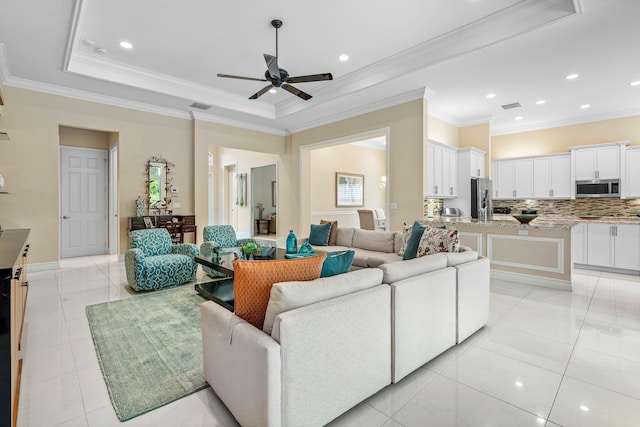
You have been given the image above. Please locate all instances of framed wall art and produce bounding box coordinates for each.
[336,172,364,207]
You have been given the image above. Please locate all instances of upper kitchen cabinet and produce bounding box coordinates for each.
[426,140,457,198]
[533,154,571,199]
[457,147,486,179]
[572,141,628,181]
[625,147,640,198]
[492,158,533,199]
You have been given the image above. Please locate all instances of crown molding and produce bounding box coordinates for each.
[285,88,425,134]
[190,111,288,136]
[66,51,276,120]
[491,107,640,136]
[4,76,192,119]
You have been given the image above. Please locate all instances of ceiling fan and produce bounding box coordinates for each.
[217,19,333,101]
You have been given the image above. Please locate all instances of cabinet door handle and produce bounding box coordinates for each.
[434,185,438,194]
[513,190,516,197]
[450,187,453,195]
[477,169,481,176]
[62,216,72,219]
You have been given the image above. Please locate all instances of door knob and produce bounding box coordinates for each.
[62,216,72,219]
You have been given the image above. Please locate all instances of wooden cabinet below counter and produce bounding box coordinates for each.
[0,228,30,427]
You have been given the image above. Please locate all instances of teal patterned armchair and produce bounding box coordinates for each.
[125,228,199,291]
[200,225,256,278]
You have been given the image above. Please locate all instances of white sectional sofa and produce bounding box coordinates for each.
[200,250,490,426]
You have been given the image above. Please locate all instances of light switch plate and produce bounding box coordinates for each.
[518,230,528,235]
[171,187,179,193]
[390,203,398,209]
[172,202,181,208]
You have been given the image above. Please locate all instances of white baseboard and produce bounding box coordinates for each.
[574,263,640,276]
[491,269,573,291]
[27,261,61,272]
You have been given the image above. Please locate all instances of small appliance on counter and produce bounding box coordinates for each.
[440,207,462,218]
[493,207,511,214]
[471,178,493,221]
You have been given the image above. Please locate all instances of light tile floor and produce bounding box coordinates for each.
[17,256,640,426]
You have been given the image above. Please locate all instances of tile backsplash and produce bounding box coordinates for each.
[492,198,640,217]
[423,198,640,217]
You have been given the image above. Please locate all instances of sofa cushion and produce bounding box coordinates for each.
[379,253,448,284]
[320,250,355,278]
[233,254,326,329]
[263,268,383,335]
[335,227,356,247]
[309,222,332,246]
[394,231,405,254]
[352,229,395,253]
[444,246,478,266]
[320,220,339,246]
[416,226,460,257]
[403,221,427,260]
[366,252,403,268]
[350,248,385,268]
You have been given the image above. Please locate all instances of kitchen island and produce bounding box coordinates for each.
[421,215,578,291]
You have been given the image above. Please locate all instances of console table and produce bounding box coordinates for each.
[128,215,197,244]
[0,228,29,427]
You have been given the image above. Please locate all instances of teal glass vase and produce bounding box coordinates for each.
[286,230,298,254]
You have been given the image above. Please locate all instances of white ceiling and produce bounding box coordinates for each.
[1,0,639,136]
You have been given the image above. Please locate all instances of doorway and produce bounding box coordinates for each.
[60,146,108,257]
[251,164,277,238]
[224,163,238,228]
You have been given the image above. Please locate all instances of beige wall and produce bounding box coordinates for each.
[460,122,491,175]
[309,143,386,229]
[294,99,424,234]
[427,115,459,147]
[59,125,110,150]
[492,115,640,159]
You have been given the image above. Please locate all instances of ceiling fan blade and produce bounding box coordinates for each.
[217,73,268,82]
[264,54,280,79]
[281,83,312,101]
[249,85,274,100]
[286,73,333,84]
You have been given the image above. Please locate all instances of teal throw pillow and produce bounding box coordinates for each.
[320,250,355,277]
[403,221,426,260]
[308,222,332,246]
[285,253,318,259]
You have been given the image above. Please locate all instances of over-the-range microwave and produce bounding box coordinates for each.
[575,179,620,198]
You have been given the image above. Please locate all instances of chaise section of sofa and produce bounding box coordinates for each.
[200,268,391,427]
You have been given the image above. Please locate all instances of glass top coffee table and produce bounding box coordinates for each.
[194,247,286,311]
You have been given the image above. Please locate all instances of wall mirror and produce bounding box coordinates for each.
[145,156,174,213]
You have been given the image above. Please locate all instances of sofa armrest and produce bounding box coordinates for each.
[456,256,490,343]
[172,243,199,257]
[200,301,282,427]
[124,248,145,290]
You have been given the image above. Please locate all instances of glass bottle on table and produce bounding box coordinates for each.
[286,230,298,254]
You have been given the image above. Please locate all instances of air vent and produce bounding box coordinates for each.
[190,102,212,110]
[0,132,9,141]
[500,102,522,110]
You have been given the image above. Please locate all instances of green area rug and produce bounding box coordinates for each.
[86,285,207,421]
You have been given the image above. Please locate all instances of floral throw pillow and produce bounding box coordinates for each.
[397,223,414,257]
[416,226,460,257]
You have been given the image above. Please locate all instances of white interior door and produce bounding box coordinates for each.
[60,146,108,258]
[109,145,118,254]
[224,164,238,228]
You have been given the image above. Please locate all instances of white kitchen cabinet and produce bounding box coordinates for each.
[493,158,533,199]
[491,161,498,198]
[470,150,485,178]
[587,223,614,268]
[533,155,571,199]
[426,141,457,198]
[574,145,620,180]
[625,147,640,198]
[443,147,486,216]
[572,222,587,264]
[585,222,640,270]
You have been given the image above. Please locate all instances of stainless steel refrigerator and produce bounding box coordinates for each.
[471,178,493,221]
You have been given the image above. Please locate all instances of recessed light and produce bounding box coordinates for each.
[486,93,496,99]
[338,54,349,62]
[120,41,133,49]
[515,381,523,388]
[580,104,590,109]
[580,405,589,412]
[268,88,277,94]
[82,39,95,46]
[566,73,579,80]
[95,47,108,55]
[630,81,640,87]
[515,116,523,120]
[536,100,546,105]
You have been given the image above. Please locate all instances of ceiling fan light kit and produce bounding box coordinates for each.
[217,19,333,101]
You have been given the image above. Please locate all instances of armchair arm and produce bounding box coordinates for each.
[201,301,281,427]
[200,241,220,258]
[172,243,199,257]
[125,248,145,291]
